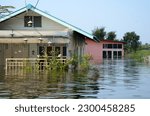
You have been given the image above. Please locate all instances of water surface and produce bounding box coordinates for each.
[0,60,150,99]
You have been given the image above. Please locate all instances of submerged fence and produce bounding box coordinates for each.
[5,58,67,75]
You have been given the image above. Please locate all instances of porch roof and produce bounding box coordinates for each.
[0,37,70,44]
[0,4,98,42]
[0,30,68,38]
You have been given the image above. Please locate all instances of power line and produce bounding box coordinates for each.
[35,0,40,8]
[25,0,27,6]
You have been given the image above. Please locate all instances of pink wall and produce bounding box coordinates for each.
[85,39,125,64]
[85,39,103,64]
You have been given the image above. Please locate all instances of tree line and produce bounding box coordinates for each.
[92,27,141,53]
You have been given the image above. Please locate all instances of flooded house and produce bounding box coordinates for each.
[85,39,125,64]
[0,4,97,71]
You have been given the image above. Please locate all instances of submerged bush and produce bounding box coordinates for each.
[23,50,92,75]
[80,54,91,71]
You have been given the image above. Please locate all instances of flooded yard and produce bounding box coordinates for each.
[0,59,150,99]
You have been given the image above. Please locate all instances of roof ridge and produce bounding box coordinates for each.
[26,4,34,9]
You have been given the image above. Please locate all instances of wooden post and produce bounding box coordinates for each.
[5,58,8,75]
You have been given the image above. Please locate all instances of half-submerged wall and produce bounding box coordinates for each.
[85,39,102,64]
[85,39,125,64]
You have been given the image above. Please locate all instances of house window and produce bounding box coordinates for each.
[39,46,45,56]
[103,44,108,48]
[108,44,112,48]
[55,47,61,56]
[47,46,53,56]
[24,16,42,27]
[34,16,42,27]
[103,51,112,59]
[24,16,33,27]
[103,44,123,49]
[103,44,113,49]
[63,46,67,56]
[113,44,118,49]
[46,46,67,57]
[118,51,122,58]
[118,44,122,49]
[103,51,107,58]
[113,51,117,58]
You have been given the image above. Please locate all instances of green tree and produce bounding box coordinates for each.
[106,31,116,40]
[92,27,106,40]
[0,5,15,17]
[123,32,140,53]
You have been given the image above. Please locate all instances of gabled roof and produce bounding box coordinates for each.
[0,4,98,42]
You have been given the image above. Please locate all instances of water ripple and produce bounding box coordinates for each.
[0,60,150,99]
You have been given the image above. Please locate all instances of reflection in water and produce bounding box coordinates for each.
[123,60,140,88]
[0,71,99,99]
[0,60,150,99]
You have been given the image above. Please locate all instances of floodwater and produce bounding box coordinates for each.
[0,60,150,99]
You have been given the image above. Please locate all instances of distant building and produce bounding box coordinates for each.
[85,39,126,63]
[0,4,97,66]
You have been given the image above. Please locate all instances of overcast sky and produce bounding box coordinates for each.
[1,0,150,43]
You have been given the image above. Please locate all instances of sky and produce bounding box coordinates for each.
[0,0,150,44]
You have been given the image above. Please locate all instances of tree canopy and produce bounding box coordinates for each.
[106,31,116,40]
[92,28,141,53]
[92,27,117,41]
[123,32,141,53]
[0,5,15,17]
[92,27,106,40]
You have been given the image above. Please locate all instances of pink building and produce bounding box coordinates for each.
[85,39,125,64]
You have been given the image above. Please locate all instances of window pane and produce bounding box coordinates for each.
[113,44,117,49]
[103,44,108,48]
[108,44,112,48]
[39,46,45,56]
[55,47,61,56]
[24,16,32,27]
[118,44,122,49]
[108,51,112,58]
[63,46,67,56]
[118,51,122,58]
[113,51,117,58]
[103,51,107,58]
[34,16,42,27]
[47,46,53,56]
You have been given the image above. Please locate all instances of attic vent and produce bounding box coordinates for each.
[24,16,42,27]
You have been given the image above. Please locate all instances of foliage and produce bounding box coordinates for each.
[0,5,15,17]
[45,50,69,71]
[69,55,78,70]
[92,27,106,40]
[23,50,92,75]
[140,43,150,50]
[23,60,33,73]
[123,32,141,53]
[80,54,91,71]
[106,31,116,40]
[127,50,150,62]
